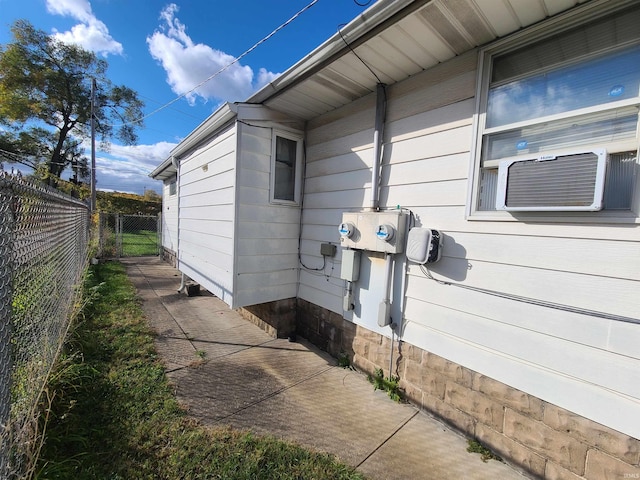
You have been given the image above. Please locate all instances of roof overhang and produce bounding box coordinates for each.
[249,0,592,121]
[150,103,239,180]
[149,156,176,181]
[152,0,594,178]
[170,102,238,158]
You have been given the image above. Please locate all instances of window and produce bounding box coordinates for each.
[271,131,302,204]
[169,177,177,196]
[471,3,640,217]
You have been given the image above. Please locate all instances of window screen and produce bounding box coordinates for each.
[274,136,297,202]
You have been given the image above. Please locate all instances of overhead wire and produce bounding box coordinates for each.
[337,23,384,84]
[108,0,320,128]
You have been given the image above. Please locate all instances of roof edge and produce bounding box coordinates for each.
[247,0,420,105]
[149,156,175,179]
[171,102,238,158]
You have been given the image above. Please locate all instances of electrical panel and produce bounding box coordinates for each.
[339,211,407,254]
[340,249,361,282]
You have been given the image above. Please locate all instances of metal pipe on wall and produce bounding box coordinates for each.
[378,252,394,327]
[370,83,387,211]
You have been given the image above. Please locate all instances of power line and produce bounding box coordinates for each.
[138,94,201,120]
[109,0,320,128]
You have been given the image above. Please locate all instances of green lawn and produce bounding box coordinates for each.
[121,229,158,256]
[36,262,366,480]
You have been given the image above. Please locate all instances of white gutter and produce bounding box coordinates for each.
[154,0,427,182]
[171,102,238,158]
[150,103,238,180]
[149,156,174,180]
[248,0,422,105]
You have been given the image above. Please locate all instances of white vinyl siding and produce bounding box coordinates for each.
[301,49,640,439]
[178,125,237,306]
[172,109,303,310]
[162,176,178,253]
[234,122,301,307]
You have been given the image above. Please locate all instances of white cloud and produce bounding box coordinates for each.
[95,153,162,194]
[87,140,176,194]
[147,3,279,105]
[106,141,177,169]
[47,0,123,56]
[46,0,93,23]
[256,68,280,90]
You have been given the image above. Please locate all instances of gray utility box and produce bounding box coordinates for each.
[340,249,361,282]
[339,211,407,254]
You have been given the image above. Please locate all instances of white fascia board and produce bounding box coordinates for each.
[149,156,175,180]
[236,103,302,123]
[247,0,418,105]
[170,103,238,159]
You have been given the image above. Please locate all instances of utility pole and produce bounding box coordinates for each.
[90,78,97,211]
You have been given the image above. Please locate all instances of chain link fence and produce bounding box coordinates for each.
[0,172,90,479]
[98,213,160,258]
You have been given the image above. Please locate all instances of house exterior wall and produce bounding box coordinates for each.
[177,124,237,306]
[161,177,178,265]
[154,3,640,476]
[296,298,640,479]
[298,46,640,466]
[233,121,302,308]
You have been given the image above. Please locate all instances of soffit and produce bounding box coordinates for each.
[261,0,589,121]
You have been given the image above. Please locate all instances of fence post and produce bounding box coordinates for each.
[97,211,103,258]
[0,183,14,478]
[116,213,122,258]
[157,213,162,258]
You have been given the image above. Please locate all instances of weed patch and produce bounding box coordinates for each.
[368,368,402,402]
[467,439,503,463]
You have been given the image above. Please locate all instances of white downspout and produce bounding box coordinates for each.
[372,84,397,379]
[372,83,394,330]
[378,253,394,328]
[172,155,187,294]
[371,83,386,211]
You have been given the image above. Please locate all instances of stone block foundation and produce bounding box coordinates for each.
[295,298,640,480]
[161,247,177,268]
[237,298,296,339]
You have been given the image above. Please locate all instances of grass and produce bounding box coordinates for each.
[121,230,158,256]
[36,262,366,480]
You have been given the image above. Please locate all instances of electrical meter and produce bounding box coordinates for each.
[338,222,355,239]
[375,224,395,242]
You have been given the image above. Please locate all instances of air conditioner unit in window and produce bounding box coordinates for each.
[496,149,607,211]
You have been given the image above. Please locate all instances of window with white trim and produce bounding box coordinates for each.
[169,176,177,196]
[271,131,302,204]
[471,2,640,217]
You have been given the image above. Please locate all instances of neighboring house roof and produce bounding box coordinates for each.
[150,0,591,179]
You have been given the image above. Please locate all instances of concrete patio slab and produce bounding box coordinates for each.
[122,257,527,480]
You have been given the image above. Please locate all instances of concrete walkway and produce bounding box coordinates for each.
[123,257,526,480]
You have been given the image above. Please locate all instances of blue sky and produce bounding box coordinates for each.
[0,0,372,194]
